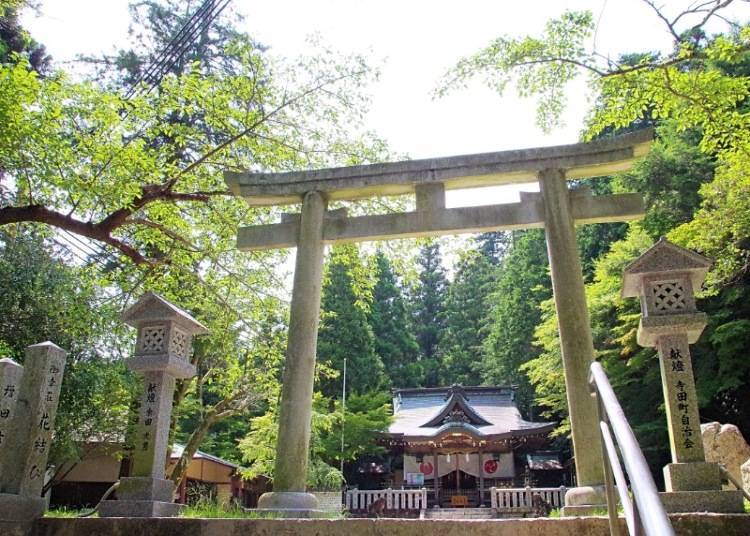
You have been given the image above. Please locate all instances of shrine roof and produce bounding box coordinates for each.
[622,238,712,297]
[226,129,653,206]
[121,292,209,334]
[386,385,554,440]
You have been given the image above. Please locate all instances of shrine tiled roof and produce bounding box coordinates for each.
[386,385,554,440]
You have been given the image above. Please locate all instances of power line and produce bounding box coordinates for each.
[124,0,232,100]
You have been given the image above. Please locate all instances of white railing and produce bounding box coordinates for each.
[345,488,428,512]
[490,486,567,511]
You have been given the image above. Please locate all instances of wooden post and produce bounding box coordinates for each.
[434,450,440,506]
[478,449,485,506]
[455,453,460,494]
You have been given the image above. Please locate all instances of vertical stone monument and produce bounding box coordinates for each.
[0,358,24,457]
[0,342,67,525]
[99,292,207,518]
[622,238,743,512]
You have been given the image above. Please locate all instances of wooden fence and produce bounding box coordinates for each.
[489,486,567,512]
[345,488,428,512]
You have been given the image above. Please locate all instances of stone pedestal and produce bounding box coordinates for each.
[659,489,744,513]
[100,293,206,518]
[0,493,46,522]
[254,491,324,517]
[561,485,607,516]
[98,476,182,517]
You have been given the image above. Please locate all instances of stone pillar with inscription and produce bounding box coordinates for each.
[99,292,207,518]
[623,238,743,513]
[0,358,24,456]
[0,342,67,525]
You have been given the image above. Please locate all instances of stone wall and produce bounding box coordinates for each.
[6,514,750,536]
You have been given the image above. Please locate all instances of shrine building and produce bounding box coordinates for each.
[379,385,564,507]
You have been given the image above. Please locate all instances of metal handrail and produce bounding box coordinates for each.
[589,362,674,536]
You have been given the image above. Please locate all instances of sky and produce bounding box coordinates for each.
[24,0,748,210]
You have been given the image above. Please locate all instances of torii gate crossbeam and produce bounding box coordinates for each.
[225,128,654,513]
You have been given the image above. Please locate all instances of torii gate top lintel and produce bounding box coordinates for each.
[225,128,653,207]
[225,129,653,251]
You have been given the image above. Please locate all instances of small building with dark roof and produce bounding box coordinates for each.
[379,385,560,507]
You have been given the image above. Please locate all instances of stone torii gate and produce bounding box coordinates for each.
[225,129,653,512]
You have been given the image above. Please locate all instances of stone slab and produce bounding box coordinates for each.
[638,313,707,346]
[664,462,722,492]
[98,499,182,518]
[0,520,33,536]
[117,477,175,502]
[0,493,46,522]
[236,193,644,251]
[225,128,653,205]
[251,508,329,519]
[660,490,744,513]
[560,504,609,516]
[28,513,750,536]
[126,354,196,379]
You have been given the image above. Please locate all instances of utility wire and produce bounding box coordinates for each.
[64,0,233,269]
[124,0,232,100]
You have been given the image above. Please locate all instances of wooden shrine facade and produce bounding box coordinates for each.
[379,385,559,507]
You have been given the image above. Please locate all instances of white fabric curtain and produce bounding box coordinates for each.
[403,452,515,481]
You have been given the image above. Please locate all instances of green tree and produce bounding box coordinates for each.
[0,1,50,72]
[0,228,132,488]
[317,245,385,397]
[481,230,551,414]
[410,241,448,387]
[368,251,421,388]
[439,247,495,386]
[436,2,750,288]
[0,0,390,484]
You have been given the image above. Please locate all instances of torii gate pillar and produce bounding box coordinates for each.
[257,191,327,512]
[539,169,606,513]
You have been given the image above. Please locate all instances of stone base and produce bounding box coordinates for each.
[117,476,175,502]
[257,491,320,510]
[98,499,183,518]
[560,504,608,516]
[660,490,744,513]
[664,462,722,491]
[251,508,328,518]
[0,493,46,522]
[561,485,607,516]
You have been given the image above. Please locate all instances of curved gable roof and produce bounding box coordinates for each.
[387,385,554,440]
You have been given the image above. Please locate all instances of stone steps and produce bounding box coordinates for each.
[422,507,497,519]
[18,513,750,536]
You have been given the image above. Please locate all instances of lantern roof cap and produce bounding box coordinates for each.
[121,292,209,334]
[622,238,711,297]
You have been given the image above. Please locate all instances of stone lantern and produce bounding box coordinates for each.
[100,292,208,518]
[622,238,742,512]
